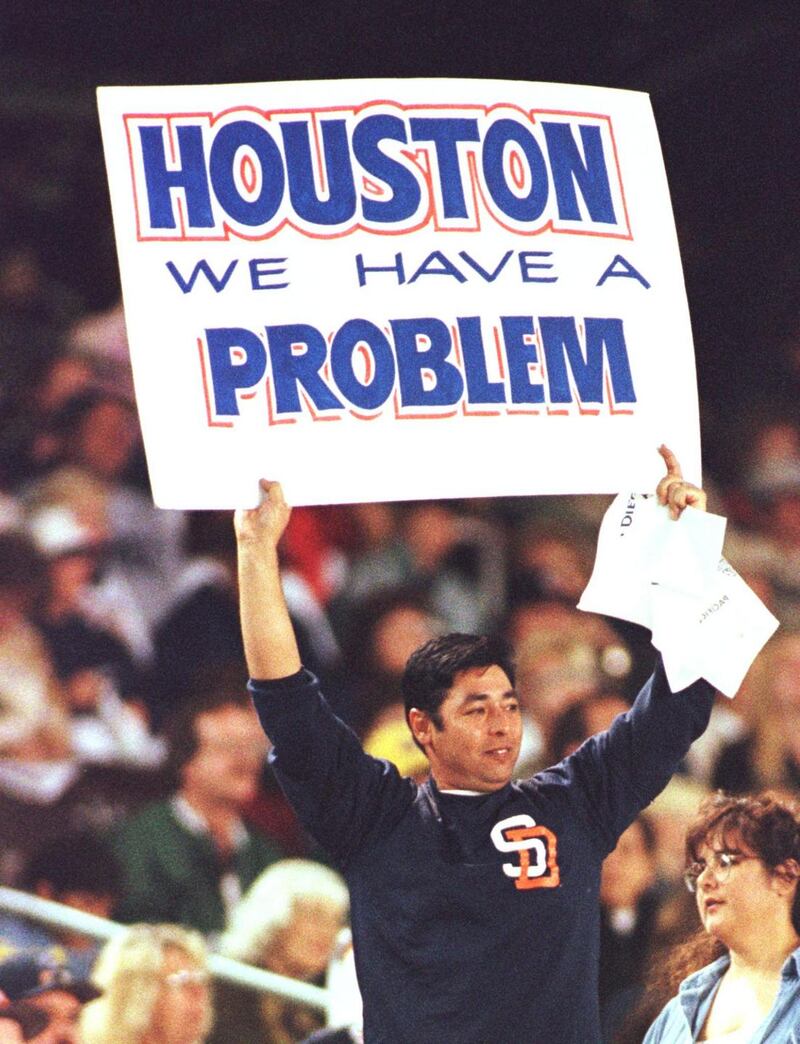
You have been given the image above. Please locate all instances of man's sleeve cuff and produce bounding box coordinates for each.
[248,667,316,695]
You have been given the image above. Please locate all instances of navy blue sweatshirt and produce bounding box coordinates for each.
[250,659,714,1044]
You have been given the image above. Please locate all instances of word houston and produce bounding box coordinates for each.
[128,104,627,240]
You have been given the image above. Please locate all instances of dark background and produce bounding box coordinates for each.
[2,1,798,481]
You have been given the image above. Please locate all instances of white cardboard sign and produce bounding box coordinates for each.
[97,78,701,508]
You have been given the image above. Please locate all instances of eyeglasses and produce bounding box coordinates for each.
[164,969,210,989]
[683,850,758,893]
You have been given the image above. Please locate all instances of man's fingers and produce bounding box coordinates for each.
[671,482,707,513]
[258,478,284,505]
[657,444,682,479]
[666,480,687,520]
[260,478,292,530]
[656,444,684,507]
[664,478,707,519]
[235,479,291,542]
[655,445,706,518]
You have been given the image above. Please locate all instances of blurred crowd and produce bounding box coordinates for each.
[1,117,799,1044]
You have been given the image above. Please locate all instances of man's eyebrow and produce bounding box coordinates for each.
[459,689,517,706]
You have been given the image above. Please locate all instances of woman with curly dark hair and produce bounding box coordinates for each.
[641,792,800,1042]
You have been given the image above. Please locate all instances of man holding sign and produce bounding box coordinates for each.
[234,448,713,1043]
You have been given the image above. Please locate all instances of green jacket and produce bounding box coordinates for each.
[110,798,282,934]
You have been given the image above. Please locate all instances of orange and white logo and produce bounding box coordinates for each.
[490,813,560,890]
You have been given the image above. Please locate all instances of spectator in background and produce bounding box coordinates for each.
[736,417,800,630]
[0,531,72,793]
[506,598,639,690]
[0,350,95,492]
[110,692,282,936]
[212,859,349,1044]
[0,949,101,1044]
[332,499,506,642]
[361,704,430,785]
[513,625,610,775]
[712,630,800,794]
[280,505,354,611]
[64,300,133,402]
[547,689,631,766]
[0,832,122,979]
[152,510,341,731]
[150,511,247,728]
[20,388,188,668]
[338,591,444,733]
[509,513,593,607]
[547,710,713,1040]
[80,924,212,1044]
[24,505,164,770]
[505,597,639,776]
[0,245,83,436]
[679,692,748,790]
[645,776,712,888]
[599,815,663,1042]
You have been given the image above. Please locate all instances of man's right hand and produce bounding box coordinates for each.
[235,479,301,680]
[234,479,292,549]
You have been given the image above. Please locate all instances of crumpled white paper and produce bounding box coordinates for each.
[578,493,779,697]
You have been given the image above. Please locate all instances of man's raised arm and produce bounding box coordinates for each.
[234,479,302,681]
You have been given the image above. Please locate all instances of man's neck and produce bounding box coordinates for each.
[175,790,242,856]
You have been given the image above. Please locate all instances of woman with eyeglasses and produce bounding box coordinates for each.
[79,924,213,1044]
[641,792,800,1043]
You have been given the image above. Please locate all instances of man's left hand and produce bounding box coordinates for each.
[656,444,707,520]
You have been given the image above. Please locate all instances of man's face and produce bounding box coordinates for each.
[182,704,268,809]
[410,665,522,792]
[74,400,139,481]
[26,991,81,1044]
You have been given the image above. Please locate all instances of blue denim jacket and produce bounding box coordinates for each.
[643,945,800,1043]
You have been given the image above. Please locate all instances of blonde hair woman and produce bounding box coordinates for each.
[80,924,212,1044]
[713,631,800,793]
[211,859,349,1044]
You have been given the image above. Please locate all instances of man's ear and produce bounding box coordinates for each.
[408,708,433,749]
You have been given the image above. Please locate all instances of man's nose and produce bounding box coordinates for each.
[487,706,509,732]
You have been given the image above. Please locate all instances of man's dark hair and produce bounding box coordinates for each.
[21,831,122,899]
[401,633,515,730]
